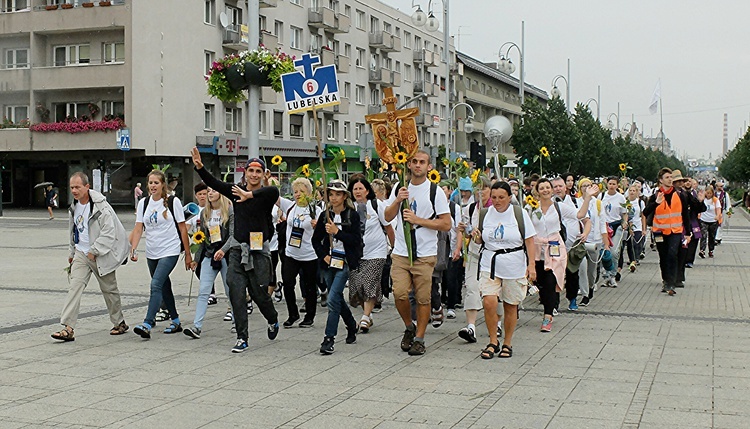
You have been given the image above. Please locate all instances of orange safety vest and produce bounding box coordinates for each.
[653,189,683,235]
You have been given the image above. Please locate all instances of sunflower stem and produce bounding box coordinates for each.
[400,167,413,266]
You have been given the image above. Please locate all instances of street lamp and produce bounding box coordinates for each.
[550,74,569,109]
[450,102,476,158]
[585,98,599,120]
[498,21,525,106]
[411,0,451,158]
[606,113,619,139]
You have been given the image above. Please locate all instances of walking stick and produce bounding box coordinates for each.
[188,273,194,306]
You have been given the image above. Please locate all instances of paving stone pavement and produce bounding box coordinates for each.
[1,207,750,428]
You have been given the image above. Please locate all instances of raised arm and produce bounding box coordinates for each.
[191,147,234,198]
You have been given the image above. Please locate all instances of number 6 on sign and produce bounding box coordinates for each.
[303,79,319,96]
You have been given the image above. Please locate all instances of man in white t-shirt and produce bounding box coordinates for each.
[385,150,452,355]
[600,176,628,286]
[577,178,610,306]
[52,172,131,342]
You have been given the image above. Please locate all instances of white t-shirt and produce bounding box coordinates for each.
[448,202,461,252]
[331,213,345,254]
[285,202,319,261]
[271,198,295,252]
[578,198,607,245]
[390,180,450,258]
[627,198,645,232]
[136,196,185,259]
[601,192,627,224]
[73,202,91,254]
[480,206,536,279]
[360,200,390,260]
[702,198,721,223]
[529,201,581,239]
[558,197,583,247]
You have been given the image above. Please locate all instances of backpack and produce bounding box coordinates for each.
[141,195,184,253]
[433,201,458,273]
[552,201,568,243]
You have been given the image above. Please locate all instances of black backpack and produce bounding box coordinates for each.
[141,195,184,253]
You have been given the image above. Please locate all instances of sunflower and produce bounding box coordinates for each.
[456,157,463,164]
[619,163,627,172]
[524,195,535,206]
[394,151,408,164]
[540,146,550,158]
[529,199,540,209]
[470,169,481,183]
[301,164,311,177]
[316,180,322,187]
[442,158,449,166]
[340,149,346,157]
[428,169,441,184]
[271,155,283,166]
[463,161,469,169]
[192,230,206,244]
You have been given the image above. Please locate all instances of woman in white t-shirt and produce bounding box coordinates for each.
[129,170,192,339]
[281,178,322,328]
[347,177,394,333]
[472,181,536,359]
[624,185,646,273]
[699,185,722,258]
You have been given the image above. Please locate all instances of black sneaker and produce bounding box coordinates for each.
[183,326,201,339]
[231,339,248,353]
[320,336,335,354]
[320,292,328,308]
[246,301,254,315]
[400,325,416,351]
[408,340,426,356]
[273,282,283,302]
[346,325,357,344]
[675,282,685,288]
[207,294,217,305]
[283,315,300,328]
[580,296,590,307]
[299,318,314,328]
[615,272,622,282]
[267,322,279,340]
[458,327,477,343]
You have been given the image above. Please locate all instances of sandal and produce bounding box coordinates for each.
[480,343,499,359]
[51,326,75,342]
[498,344,513,358]
[163,322,182,334]
[109,321,129,335]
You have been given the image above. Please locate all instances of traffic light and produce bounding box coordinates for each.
[523,158,529,165]
[470,140,486,169]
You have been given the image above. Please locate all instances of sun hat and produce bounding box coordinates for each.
[458,177,473,191]
[326,179,350,196]
[671,169,686,183]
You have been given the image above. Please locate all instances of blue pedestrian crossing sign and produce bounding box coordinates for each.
[281,53,340,114]
[116,129,130,151]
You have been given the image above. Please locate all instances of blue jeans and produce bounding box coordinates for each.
[144,256,179,327]
[322,265,355,338]
[193,257,228,330]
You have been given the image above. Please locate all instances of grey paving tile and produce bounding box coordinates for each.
[644,393,713,412]
[639,409,713,428]
[296,414,382,429]
[545,415,622,429]
[472,410,553,428]
[47,408,133,427]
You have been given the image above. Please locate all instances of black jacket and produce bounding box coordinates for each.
[312,207,362,270]
[643,187,706,235]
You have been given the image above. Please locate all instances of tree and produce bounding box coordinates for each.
[719,128,750,183]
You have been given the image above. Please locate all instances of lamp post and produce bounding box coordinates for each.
[606,113,619,139]
[498,21,525,106]
[411,0,451,159]
[449,102,476,158]
[585,98,599,120]
[550,58,570,110]
[247,0,260,158]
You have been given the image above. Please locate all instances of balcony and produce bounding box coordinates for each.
[367,104,382,115]
[0,129,32,152]
[29,128,121,151]
[413,50,437,67]
[308,7,335,29]
[391,71,402,87]
[32,62,126,91]
[369,31,399,52]
[260,31,279,51]
[319,48,335,66]
[414,113,438,128]
[450,62,463,75]
[322,97,349,114]
[5,1,127,34]
[335,54,349,73]
[259,0,277,7]
[368,68,392,86]
[332,13,350,33]
[260,86,277,104]
[413,81,437,97]
[222,25,244,50]
[0,68,31,92]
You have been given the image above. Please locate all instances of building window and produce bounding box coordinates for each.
[102,42,125,64]
[310,34,322,52]
[326,119,337,141]
[404,31,411,49]
[3,0,28,12]
[384,57,392,70]
[343,82,351,98]
[355,9,365,30]
[290,114,303,137]
[414,35,421,50]
[395,26,401,37]
[370,52,379,70]
[355,123,364,143]
[290,0,300,5]
[369,16,379,33]
[54,103,88,122]
[383,22,391,33]
[344,43,351,58]
[273,111,283,137]
[370,88,380,105]
[274,20,284,44]
[355,85,364,105]
[103,101,124,118]
[290,26,302,49]
[259,110,267,136]
[310,117,322,138]
[204,0,215,25]
[203,50,214,76]
[4,48,29,69]
[258,15,266,32]
[5,105,28,124]
[343,121,350,142]
[343,5,351,16]
[404,64,411,81]
[54,45,89,66]
[225,107,242,133]
[226,5,242,27]
[356,48,365,68]
[395,60,401,73]
[204,104,214,130]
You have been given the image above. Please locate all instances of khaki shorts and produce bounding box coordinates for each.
[391,255,436,305]
[478,272,528,306]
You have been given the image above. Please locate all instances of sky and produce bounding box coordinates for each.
[383,0,750,160]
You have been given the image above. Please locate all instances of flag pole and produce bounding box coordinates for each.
[659,94,664,153]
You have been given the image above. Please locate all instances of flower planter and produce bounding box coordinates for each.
[244,62,271,87]
[82,2,95,7]
[45,4,59,10]
[225,64,249,91]
[61,3,74,9]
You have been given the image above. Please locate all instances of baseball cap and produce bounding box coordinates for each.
[246,157,266,170]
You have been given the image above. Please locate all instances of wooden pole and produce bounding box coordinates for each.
[311,101,333,248]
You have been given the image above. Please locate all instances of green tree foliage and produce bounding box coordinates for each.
[719,128,750,182]
[511,96,687,181]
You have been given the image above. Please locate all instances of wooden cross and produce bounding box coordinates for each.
[364,87,420,164]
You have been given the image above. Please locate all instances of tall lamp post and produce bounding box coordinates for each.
[550,75,569,109]
[411,0,451,158]
[449,102,476,158]
[498,21,525,106]
[585,98,599,121]
[606,113,619,139]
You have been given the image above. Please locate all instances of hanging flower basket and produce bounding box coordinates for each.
[206,47,296,103]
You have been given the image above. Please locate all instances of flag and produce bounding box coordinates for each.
[649,79,661,115]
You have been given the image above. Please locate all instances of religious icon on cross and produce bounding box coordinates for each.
[364,87,421,164]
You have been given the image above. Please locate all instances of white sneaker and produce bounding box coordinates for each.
[552,308,559,316]
[446,309,456,319]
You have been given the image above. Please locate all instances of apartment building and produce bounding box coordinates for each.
[0,0,541,207]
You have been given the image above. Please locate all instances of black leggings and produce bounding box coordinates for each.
[536,260,559,315]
